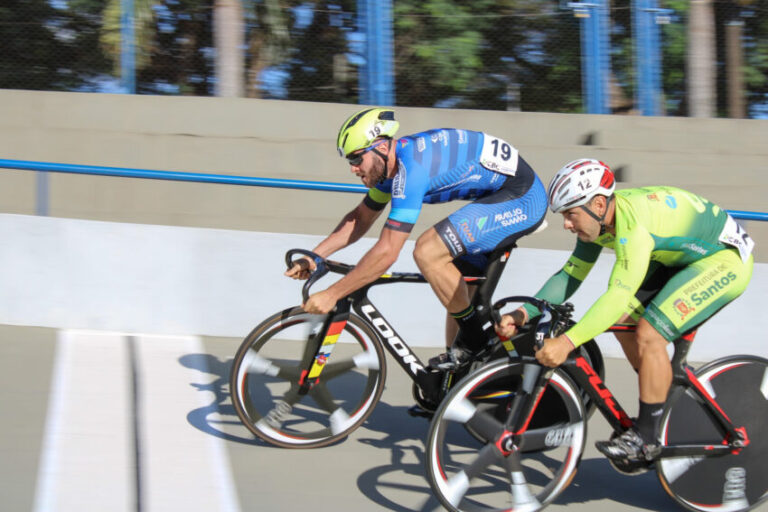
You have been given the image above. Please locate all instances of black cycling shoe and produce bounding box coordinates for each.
[427,345,474,371]
[595,428,661,463]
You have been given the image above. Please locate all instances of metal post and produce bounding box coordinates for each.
[569,2,610,114]
[595,0,611,114]
[121,0,136,94]
[635,0,651,114]
[36,169,48,216]
[358,0,394,105]
[634,0,667,116]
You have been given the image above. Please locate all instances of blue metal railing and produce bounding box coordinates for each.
[1,158,767,222]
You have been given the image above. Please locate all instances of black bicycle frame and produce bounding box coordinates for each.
[293,244,517,395]
[553,327,747,457]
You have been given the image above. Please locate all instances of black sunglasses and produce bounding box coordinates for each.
[346,151,366,166]
[346,140,386,166]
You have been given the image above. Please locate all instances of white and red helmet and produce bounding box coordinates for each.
[547,158,615,213]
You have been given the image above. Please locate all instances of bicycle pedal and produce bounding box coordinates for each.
[407,404,435,419]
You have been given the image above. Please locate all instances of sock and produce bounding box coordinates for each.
[451,305,486,352]
[635,400,664,443]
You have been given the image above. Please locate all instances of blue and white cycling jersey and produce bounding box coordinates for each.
[365,129,514,228]
[363,128,547,270]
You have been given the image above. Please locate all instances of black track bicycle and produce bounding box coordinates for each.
[425,296,768,511]
[229,248,604,448]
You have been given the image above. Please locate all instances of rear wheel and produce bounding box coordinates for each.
[657,356,768,511]
[229,307,386,448]
[425,359,587,511]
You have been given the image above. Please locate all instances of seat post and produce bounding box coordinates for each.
[470,243,517,315]
[671,329,697,379]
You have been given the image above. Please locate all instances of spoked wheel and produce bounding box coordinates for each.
[229,307,386,448]
[657,356,768,512]
[426,359,587,511]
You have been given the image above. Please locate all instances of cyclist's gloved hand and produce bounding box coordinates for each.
[494,308,527,339]
[284,256,316,280]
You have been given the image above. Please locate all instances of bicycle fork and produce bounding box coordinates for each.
[295,302,352,395]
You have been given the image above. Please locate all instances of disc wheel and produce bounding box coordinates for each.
[230,307,386,448]
[657,356,768,511]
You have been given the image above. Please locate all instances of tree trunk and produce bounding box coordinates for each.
[687,0,716,117]
[214,0,244,97]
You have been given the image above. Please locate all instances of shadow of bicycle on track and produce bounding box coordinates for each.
[556,457,678,511]
[354,419,678,512]
[179,353,267,447]
[181,352,414,449]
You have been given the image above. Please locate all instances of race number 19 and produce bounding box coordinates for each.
[480,135,519,176]
[490,138,513,161]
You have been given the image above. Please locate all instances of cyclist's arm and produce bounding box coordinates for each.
[520,239,603,320]
[322,226,409,300]
[564,229,654,347]
[312,192,389,258]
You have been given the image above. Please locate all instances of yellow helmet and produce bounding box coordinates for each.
[336,108,399,157]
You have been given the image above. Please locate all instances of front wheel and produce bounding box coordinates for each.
[425,359,587,511]
[229,307,387,448]
[657,355,768,512]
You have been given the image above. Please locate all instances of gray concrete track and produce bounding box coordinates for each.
[2,325,766,512]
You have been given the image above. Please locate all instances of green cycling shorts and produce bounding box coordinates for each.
[638,248,753,341]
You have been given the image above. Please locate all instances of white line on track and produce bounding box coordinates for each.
[136,334,240,511]
[33,330,240,512]
[33,330,134,512]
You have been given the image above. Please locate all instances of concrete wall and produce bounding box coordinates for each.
[1,89,767,261]
[0,90,766,357]
[1,213,765,362]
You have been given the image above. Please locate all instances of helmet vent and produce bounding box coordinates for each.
[346,108,374,128]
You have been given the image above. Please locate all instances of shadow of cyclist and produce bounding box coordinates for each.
[355,440,442,512]
[355,433,678,512]
[553,457,677,510]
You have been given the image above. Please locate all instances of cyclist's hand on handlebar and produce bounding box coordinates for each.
[302,289,338,315]
[495,315,518,339]
[535,335,575,367]
[284,256,316,280]
[494,308,527,339]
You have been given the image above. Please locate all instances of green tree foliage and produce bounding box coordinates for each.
[391,1,584,111]
[2,0,768,116]
[0,0,110,91]
[714,0,768,117]
[100,0,214,95]
[283,1,356,102]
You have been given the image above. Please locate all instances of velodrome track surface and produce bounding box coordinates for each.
[3,325,767,512]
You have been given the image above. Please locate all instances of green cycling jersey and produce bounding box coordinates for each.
[525,186,753,346]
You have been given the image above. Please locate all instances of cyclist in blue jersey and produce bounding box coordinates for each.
[286,107,548,363]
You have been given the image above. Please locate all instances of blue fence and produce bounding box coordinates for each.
[1,158,767,222]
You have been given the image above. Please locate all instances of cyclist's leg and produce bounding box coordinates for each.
[417,173,547,351]
[597,252,753,459]
[613,314,639,367]
[614,262,679,370]
[640,249,752,435]
[413,228,470,314]
[444,283,478,350]
[643,248,753,346]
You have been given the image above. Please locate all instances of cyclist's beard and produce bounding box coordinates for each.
[364,161,387,187]
[372,166,387,186]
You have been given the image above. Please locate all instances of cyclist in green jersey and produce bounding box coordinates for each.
[497,158,755,462]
